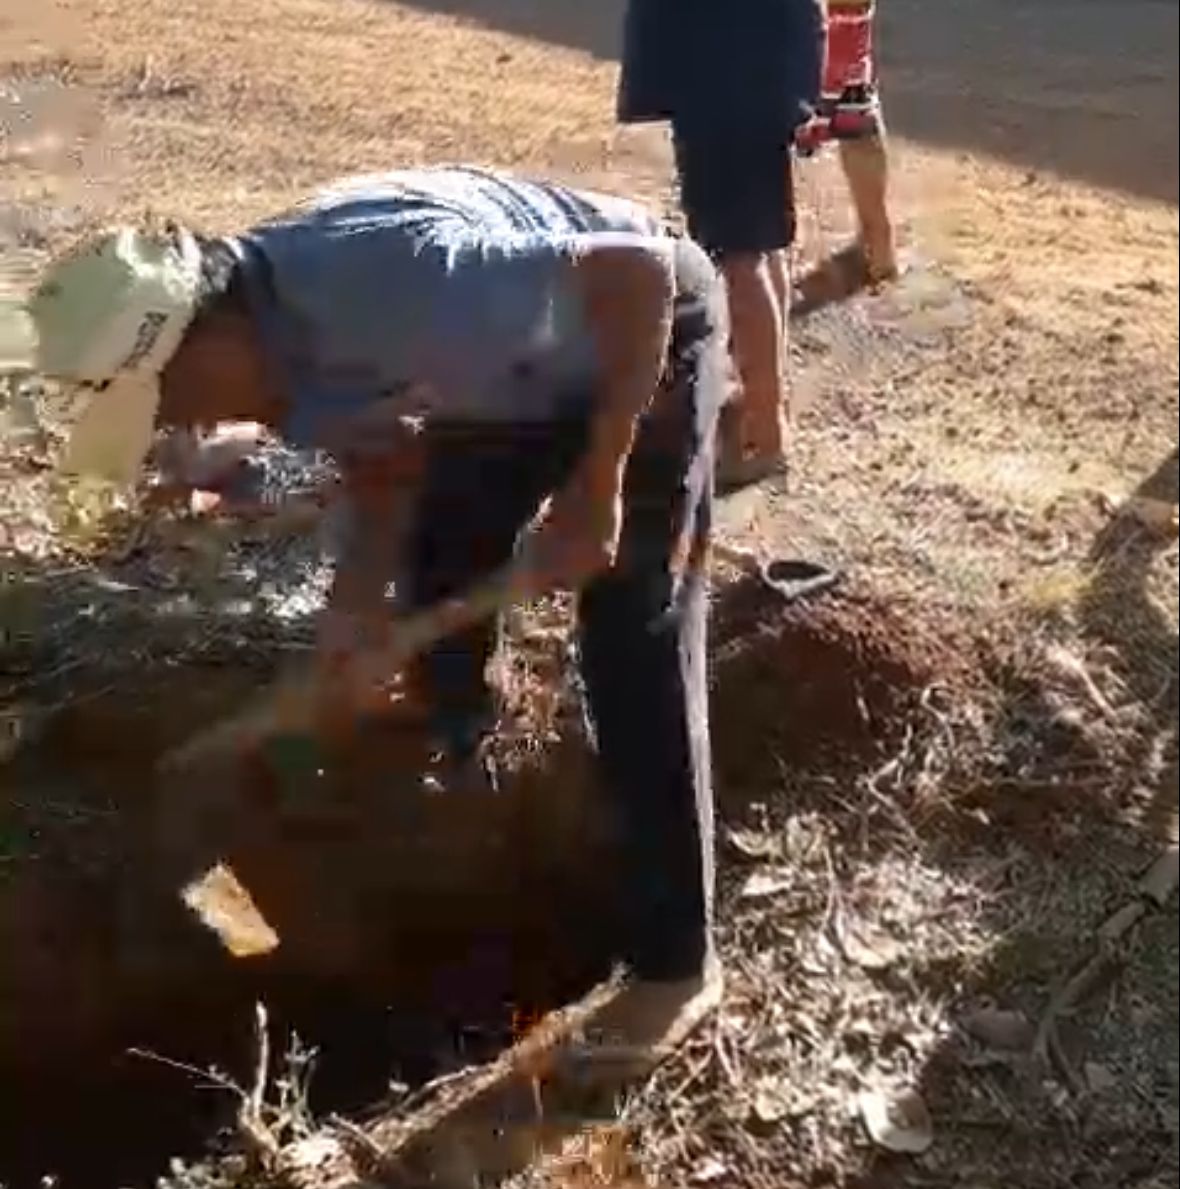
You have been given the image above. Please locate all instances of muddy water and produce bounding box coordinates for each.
[0,674,617,1187]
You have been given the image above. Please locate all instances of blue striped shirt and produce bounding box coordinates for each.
[232,166,667,451]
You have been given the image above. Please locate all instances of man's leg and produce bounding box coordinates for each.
[567,238,727,1075]
[827,0,896,284]
[839,124,897,284]
[405,424,580,771]
[672,123,797,482]
[718,250,788,463]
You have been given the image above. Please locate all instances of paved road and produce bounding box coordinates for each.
[393,0,1180,203]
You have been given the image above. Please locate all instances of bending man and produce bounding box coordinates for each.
[26,165,728,1070]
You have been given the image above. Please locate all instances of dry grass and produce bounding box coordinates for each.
[1,1,1178,1187]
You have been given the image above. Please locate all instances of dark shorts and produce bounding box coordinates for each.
[671,125,797,256]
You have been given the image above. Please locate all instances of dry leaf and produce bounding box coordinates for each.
[832,1052,862,1078]
[740,870,795,899]
[1084,1062,1117,1094]
[725,827,781,861]
[961,1006,1035,1051]
[181,863,280,958]
[859,1086,935,1154]
[751,1082,791,1125]
[691,1156,729,1183]
[840,928,900,972]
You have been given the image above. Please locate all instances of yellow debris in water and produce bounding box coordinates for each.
[181,863,280,958]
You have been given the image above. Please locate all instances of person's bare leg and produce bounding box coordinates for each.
[719,250,787,464]
[768,243,791,426]
[839,131,896,284]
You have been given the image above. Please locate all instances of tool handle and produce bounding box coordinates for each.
[158,561,529,772]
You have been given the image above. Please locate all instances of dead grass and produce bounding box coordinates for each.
[1,1,1178,1187]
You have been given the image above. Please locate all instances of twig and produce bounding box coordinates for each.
[1033,949,1120,1067]
[125,1049,282,1161]
[710,1024,741,1090]
[1043,645,1119,723]
[247,1002,271,1126]
[273,1030,318,1140]
[859,725,925,845]
[327,1114,393,1180]
[661,1048,713,1107]
[1043,1019,1087,1098]
[127,1047,245,1100]
[817,831,842,938]
[236,1003,281,1162]
[370,1060,488,1123]
[133,1007,280,1162]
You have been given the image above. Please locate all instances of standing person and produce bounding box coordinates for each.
[796,0,898,287]
[25,165,729,1070]
[618,0,826,491]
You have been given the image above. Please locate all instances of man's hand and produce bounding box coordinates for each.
[523,468,624,593]
[146,423,276,518]
[315,605,386,674]
[312,606,413,732]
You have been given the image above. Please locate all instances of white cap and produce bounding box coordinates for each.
[25,225,203,485]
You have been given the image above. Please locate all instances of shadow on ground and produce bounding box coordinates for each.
[1081,448,1179,837]
[390,0,1179,204]
[698,572,1178,1189]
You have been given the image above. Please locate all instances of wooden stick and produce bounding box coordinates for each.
[282,976,625,1188]
[158,561,530,773]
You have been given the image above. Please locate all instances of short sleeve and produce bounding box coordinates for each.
[360,228,673,422]
[248,217,677,438]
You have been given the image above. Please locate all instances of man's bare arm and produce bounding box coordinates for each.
[526,237,675,589]
[322,410,428,628]
[565,238,675,499]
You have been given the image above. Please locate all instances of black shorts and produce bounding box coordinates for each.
[671,125,797,256]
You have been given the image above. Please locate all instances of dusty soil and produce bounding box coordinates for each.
[1,1,1177,1187]
[711,576,980,771]
[0,576,969,1187]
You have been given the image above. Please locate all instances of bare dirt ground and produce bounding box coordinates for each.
[1,1,1177,1187]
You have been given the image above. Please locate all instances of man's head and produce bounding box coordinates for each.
[26,225,277,486]
[27,225,203,484]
